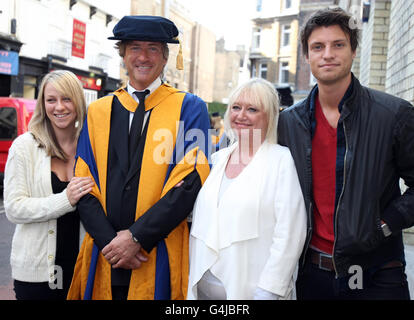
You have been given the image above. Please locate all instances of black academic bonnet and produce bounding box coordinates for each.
[108,15,179,43]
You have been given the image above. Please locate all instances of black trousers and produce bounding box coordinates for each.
[14,280,68,300]
[296,255,410,300]
[111,285,129,300]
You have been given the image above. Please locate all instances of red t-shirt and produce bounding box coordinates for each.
[310,97,336,254]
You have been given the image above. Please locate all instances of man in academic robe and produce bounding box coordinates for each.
[68,15,210,300]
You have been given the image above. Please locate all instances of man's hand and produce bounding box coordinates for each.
[101,230,148,269]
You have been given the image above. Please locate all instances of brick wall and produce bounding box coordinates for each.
[358,0,390,91]
[385,0,414,104]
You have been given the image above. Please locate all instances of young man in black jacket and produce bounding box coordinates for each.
[278,7,414,300]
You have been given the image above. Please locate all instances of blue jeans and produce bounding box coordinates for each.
[296,256,410,300]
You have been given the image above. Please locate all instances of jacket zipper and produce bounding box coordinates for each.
[301,147,313,269]
[332,120,348,277]
[302,201,313,268]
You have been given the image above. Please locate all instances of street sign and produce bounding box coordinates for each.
[0,50,19,76]
[72,19,86,59]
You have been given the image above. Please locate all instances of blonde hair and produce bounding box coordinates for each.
[223,78,280,144]
[28,70,86,161]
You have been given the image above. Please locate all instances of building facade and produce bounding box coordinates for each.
[132,0,217,103]
[189,22,216,103]
[354,0,390,91]
[249,0,300,93]
[0,0,126,105]
[213,38,241,104]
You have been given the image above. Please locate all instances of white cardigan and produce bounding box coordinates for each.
[187,142,307,299]
[4,132,85,283]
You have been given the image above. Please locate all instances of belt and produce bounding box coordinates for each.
[381,260,403,269]
[310,249,335,272]
[309,249,403,273]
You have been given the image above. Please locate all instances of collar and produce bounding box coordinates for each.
[127,78,162,101]
[309,74,355,135]
[310,76,354,113]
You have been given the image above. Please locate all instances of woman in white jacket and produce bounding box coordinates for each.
[187,78,307,300]
[4,70,94,300]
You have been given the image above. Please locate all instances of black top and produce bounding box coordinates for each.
[51,171,80,293]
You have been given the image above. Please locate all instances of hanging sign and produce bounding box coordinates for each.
[72,19,86,58]
[0,50,19,75]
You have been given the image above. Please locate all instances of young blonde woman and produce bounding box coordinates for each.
[4,70,94,300]
[187,78,306,300]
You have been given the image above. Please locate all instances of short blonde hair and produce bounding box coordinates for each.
[28,70,86,160]
[223,78,280,144]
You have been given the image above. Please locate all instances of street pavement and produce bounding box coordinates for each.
[0,206,15,300]
[405,244,414,298]
[0,198,414,300]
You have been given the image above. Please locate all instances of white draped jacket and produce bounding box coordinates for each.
[187,141,307,299]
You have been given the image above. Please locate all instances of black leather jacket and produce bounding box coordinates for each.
[278,75,414,277]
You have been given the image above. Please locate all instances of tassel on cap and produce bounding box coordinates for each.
[175,37,183,70]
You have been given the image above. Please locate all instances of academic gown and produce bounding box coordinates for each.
[67,83,210,300]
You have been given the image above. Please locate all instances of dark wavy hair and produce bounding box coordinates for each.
[300,7,360,57]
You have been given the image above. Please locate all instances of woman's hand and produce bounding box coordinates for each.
[66,176,95,206]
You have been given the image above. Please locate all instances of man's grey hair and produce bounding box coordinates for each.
[114,41,169,59]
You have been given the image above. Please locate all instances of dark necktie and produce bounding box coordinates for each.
[129,90,149,166]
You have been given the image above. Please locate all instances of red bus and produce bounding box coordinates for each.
[0,98,36,188]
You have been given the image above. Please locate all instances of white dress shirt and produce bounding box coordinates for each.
[126,78,162,132]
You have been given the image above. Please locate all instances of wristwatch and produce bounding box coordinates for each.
[381,222,392,237]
